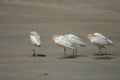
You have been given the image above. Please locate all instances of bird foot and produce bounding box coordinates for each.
[33,53,36,57]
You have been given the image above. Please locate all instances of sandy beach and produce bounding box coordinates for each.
[0,0,120,80]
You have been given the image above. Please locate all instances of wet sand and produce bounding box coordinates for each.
[0,0,120,80]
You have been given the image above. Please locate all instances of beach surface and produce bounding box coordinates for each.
[0,0,120,80]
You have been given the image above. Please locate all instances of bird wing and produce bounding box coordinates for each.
[94,32,114,45]
[30,32,41,45]
[67,34,82,40]
[94,32,106,39]
[55,36,75,49]
[32,32,40,42]
[65,34,85,46]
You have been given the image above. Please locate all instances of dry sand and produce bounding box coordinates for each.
[0,0,120,80]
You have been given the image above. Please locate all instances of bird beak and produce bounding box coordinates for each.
[50,37,53,41]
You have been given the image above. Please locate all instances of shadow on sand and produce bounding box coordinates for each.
[38,73,50,77]
[93,53,116,56]
[59,55,88,59]
[31,54,47,57]
[93,53,115,60]
[94,56,114,60]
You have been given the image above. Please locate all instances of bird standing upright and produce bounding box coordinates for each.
[51,34,75,58]
[86,32,114,59]
[30,29,41,56]
[64,34,86,55]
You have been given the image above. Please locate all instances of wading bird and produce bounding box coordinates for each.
[64,34,86,55]
[30,29,41,56]
[51,34,75,58]
[85,32,114,58]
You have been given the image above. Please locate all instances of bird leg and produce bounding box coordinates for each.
[33,49,36,56]
[98,48,102,59]
[72,49,75,55]
[104,47,108,58]
[75,47,78,55]
[64,48,67,58]
[73,49,77,56]
[73,46,77,56]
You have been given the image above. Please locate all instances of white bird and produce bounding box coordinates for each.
[64,34,86,55]
[30,29,41,56]
[51,34,75,58]
[86,32,114,58]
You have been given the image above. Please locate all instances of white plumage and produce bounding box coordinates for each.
[30,29,41,56]
[94,32,114,45]
[86,32,114,58]
[64,34,86,55]
[52,34,75,57]
[54,35,75,49]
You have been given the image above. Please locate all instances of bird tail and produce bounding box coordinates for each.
[107,39,114,45]
[79,42,86,47]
